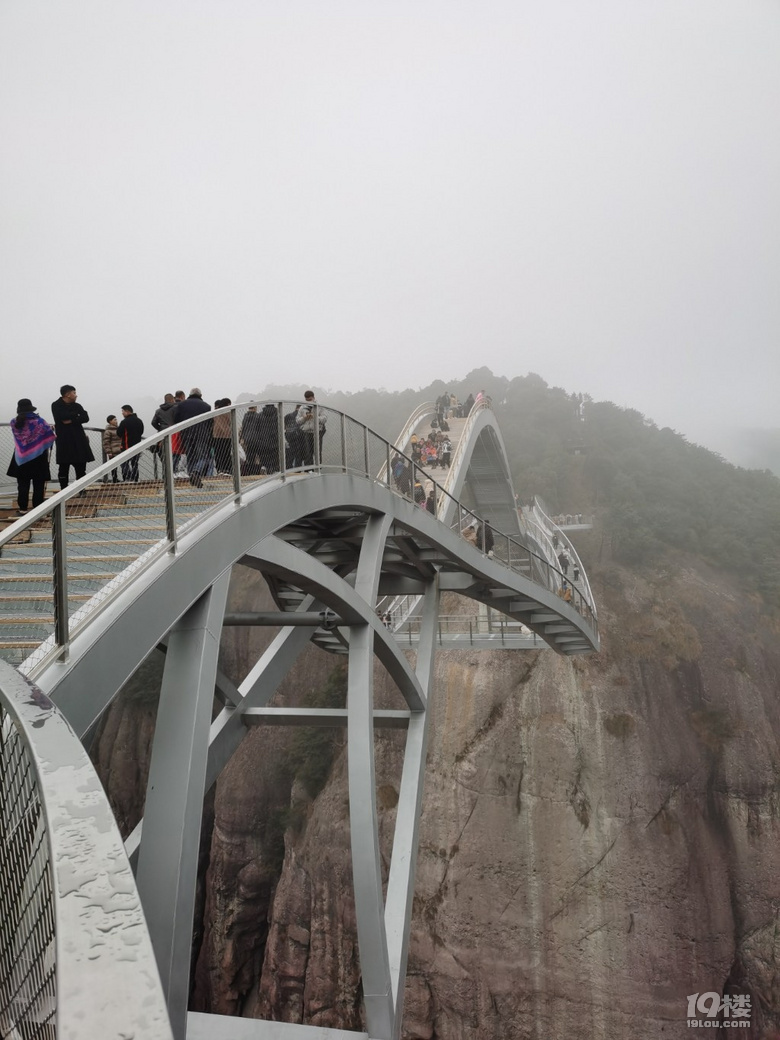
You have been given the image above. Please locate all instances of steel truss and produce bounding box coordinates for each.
[0,401,598,1040]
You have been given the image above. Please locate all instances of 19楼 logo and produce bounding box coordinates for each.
[687,992,751,1028]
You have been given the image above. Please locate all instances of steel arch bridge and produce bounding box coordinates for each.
[0,399,597,1040]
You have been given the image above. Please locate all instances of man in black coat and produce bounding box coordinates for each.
[117,405,145,482]
[173,388,211,487]
[51,384,95,490]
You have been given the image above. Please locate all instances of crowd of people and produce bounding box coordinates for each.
[433,389,486,423]
[5,384,591,627]
[5,385,328,511]
[6,385,580,590]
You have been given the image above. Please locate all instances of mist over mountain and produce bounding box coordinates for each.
[90,365,780,1037]
[698,426,780,479]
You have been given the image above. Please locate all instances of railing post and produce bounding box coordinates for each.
[52,501,69,655]
[278,402,286,480]
[230,408,242,498]
[162,436,178,552]
[363,425,370,478]
[340,413,347,472]
[313,404,321,469]
[386,442,392,487]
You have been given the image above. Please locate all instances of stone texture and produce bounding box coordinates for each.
[92,557,780,1038]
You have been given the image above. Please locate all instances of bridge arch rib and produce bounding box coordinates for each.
[0,399,598,1040]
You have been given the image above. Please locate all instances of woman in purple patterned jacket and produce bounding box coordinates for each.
[7,398,55,514]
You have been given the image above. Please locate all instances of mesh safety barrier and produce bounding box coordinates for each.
[0,424,104,496]
[0,706,55,1040]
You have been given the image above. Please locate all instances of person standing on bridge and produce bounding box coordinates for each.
[102,415,122,483]
[7,399,55,514]
[151,393,177,434]
[173,388,211,487]
[117,406,144,482]
[51,384,94,490]
[296,390,326,467]
[478,521,494,556]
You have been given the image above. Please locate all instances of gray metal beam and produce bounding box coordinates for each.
[244,537,427,712]
[187,1012,368,1039]
[384,578,438,1040]
[134,572,230,1040]
[223,611,343,627]
[206,602,318,790]
[348,513,395,1039]
[33,474,596,736]
[243,707,410,729]
[126,601,317,866]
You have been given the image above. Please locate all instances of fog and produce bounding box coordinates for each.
[1,2,778,460]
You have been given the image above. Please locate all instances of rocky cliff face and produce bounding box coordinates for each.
[93,552,780,1039]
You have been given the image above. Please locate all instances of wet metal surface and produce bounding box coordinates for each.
[0,659,173,1040]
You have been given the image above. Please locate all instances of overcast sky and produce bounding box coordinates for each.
[1,1,778,450]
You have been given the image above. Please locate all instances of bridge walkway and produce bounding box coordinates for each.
[0,399,598,1040]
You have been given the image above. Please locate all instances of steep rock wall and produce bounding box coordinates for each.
[92,559,780,1038]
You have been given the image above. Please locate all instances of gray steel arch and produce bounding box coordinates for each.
[0,399,599,1040]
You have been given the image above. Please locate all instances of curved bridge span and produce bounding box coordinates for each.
[0,400,597,1040]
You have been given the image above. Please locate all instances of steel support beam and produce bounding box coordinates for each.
[243,707,411,728]
[348,513,395,1039]
[223,611,342,627]
[384,578,438,1038]
[134,571,231,1040]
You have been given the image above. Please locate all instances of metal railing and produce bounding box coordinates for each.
[392,613,545,648]
[0,691,55,1039]
[0,423,105,495]
[0,400,597,676]
[529,497,597,620]
[443,394,492,488]
[0,660,173,1039]
[375,401,435,482]
[375,394,494,633]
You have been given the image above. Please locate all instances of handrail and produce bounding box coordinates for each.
[0,399,597,675]
[530,497,597,618]
[0,421,105,492]
[395,615,545,648]
[0,660,173,1039]
[444,395,492,486]
[376,396,492,631]
[375,401,435,482]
